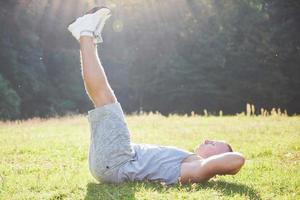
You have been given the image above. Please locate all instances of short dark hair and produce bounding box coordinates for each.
[227,144,233,152]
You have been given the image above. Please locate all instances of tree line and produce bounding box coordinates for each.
[0,0,299,119]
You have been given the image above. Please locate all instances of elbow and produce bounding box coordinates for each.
[231,153,245,175]
[237,153,245,166]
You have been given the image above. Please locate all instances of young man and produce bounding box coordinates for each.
[68,7,245,185]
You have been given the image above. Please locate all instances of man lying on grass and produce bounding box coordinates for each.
[67,6,245,185]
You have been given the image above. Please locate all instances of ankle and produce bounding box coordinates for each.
[80,35,94,41]
[79,35,95,48]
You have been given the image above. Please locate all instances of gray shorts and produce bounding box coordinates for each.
[88,102,193,184]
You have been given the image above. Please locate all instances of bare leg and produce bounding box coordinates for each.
[79,36,117,107]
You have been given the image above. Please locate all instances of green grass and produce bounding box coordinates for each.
[0,114,299,200]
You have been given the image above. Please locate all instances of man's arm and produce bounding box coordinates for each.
[203,152,245,175]
[180,152,245,184]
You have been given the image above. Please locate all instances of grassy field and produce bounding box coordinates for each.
[0,114,299,200]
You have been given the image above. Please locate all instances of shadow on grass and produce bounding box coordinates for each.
[85,180,261,200]
[85,182,136,200]
[185,180,262,200]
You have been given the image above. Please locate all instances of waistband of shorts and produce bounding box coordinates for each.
[88,102,123,122]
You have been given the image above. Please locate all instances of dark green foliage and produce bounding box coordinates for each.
[0,74,20,119]
[0,0,299,119]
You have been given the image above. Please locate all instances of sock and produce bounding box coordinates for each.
[80,30,94,37]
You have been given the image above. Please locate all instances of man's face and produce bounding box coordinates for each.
[195,140,231,158]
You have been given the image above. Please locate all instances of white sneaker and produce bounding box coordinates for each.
[67,6,111,43]
[93,8,112,44]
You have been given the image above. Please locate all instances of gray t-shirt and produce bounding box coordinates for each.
[117,143,193,184]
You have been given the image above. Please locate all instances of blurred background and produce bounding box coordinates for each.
[0,0,299,120]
